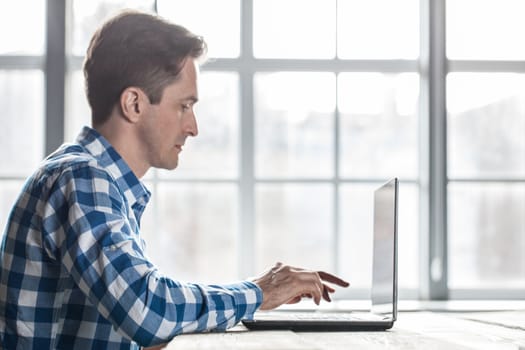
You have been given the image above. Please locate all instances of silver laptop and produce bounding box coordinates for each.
[242,178,399,331]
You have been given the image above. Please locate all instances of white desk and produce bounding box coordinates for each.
[166,302,525,349]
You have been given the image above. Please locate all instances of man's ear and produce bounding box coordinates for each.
[119,87,148,123]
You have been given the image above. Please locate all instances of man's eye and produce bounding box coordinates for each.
[182,104,191,111]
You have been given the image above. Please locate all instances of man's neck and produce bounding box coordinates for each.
[93,120,150,179]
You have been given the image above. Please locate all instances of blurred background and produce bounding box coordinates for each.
[0,0,523,301]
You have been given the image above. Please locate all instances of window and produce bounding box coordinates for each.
[254,72,335,178]
[337,0,419,59]
[446,0,525,294]
[447,0,525,60]
[0,0,46,232]
[253,0,336,59]
[157,0,241,59]
[0,0,45,55]
[1,0,523,300]
[155,0,420,296]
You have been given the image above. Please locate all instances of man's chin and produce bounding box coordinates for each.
[165,163,179,171]
[155,160,179,171]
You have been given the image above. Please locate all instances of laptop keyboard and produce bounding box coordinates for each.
[293,313,365,321]
[257,312,388,322]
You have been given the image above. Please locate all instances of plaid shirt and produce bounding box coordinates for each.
[0,127,262,349]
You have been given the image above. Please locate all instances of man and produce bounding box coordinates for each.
[0,11,349,349]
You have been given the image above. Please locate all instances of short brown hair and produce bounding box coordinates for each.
[83,11,207,124]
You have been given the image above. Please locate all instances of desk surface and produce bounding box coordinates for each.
[166,310,525,349]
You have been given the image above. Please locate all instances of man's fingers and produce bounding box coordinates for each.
[286,296,302,304]
[295,270,340,305]
[276,265,349,288]
[313,292,321,305]
[317,271,350,287]
[255,262,349,310]
[324,284,336,293]
[298,277,323,306]
[322,283,336,301]
[322,285,331,302]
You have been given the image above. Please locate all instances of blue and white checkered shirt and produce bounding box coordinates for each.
[0,126,262,349]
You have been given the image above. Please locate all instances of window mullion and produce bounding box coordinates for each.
[238,0,256,279]
[45,0,66,155]
[419,0,448,300]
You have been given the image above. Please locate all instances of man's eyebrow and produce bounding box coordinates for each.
[182,96,199,103]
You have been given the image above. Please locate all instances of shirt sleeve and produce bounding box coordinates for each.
[43,164,262,347]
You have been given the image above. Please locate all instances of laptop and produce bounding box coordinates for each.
[242,178,399,332]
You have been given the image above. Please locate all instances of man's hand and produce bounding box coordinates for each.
[252,262,350,310]
[144,344,167,350]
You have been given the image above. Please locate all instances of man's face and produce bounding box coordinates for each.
[138,58,199,170]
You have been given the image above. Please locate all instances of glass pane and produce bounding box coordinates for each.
[448,182,525,288]
[447,0,525,60]
[447,73,525,178]
[338,73,419,179]
[66,70,91,142]
[0,71,44,177]
[255,184,333,272]
[337,0,419,59]
[157,0,240,58]
[71,0,155,56]
[339,182,418,291]
[0,0,45,55]
[0,181,25,234]
[255,72,335,178]
[159,72,239,179]
[143,183,238,284]
[253,0,336,59]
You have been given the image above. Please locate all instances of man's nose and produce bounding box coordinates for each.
[186,111,198,137]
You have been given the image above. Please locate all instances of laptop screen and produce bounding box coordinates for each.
[371,178,398,320]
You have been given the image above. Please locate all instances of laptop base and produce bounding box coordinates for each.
[242,318,394,332]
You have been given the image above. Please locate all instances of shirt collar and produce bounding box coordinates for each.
[76,126,151,209]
